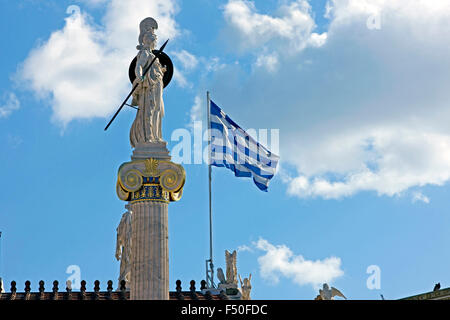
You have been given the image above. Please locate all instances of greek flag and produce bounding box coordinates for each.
[209,100,279,191]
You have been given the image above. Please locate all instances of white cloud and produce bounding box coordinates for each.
[223,0,326,52]
[171,49,198,70]
[77,0,108,7]
[412,191,430,204]
[286,129,450,199]
[255,53,279,72]
[205,57,226,73]
[223,0,327,70]
[326,0,450,28]
[172,69,190,88]
[214,0,450,200]
[237,244,254,253]
[170,49,199,88]
[186,56,227,128]
[19,0,179,126]
[0,93,20,118]
[254,238,344,288]
[188,94,202,128]
[308,32,328,47]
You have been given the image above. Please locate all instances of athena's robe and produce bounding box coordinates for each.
[130,48,165,148]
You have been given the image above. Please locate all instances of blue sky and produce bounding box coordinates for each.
[1,0,450,299]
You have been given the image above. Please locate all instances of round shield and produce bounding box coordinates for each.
[128,50,173,88]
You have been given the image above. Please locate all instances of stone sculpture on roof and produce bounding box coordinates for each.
[225,250,237,286]
[239,274,252,300]
[318,283,347,300]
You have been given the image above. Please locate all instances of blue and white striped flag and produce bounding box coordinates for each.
[209,100,279,191]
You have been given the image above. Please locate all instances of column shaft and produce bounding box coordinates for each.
[130,201,169,300]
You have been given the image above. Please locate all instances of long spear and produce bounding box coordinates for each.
[104,39,169,131]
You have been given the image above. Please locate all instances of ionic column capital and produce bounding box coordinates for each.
[116,158,185,203]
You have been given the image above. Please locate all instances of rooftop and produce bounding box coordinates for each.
[400,287,450,300]
[0,279,229,301]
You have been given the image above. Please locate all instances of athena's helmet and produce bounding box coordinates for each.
[138,17,158,47]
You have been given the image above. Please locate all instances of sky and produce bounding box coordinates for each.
[1,0,450,300]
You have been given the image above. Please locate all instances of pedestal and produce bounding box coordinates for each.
[116,144,185,300]
[131,141,171,161]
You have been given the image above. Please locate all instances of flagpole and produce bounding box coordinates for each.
[206,91,215,288]
[0,231,3,293]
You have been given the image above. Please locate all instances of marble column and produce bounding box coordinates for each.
[116,144,185,300]
[130,199,169,299]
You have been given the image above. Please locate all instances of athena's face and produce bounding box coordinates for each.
[143,32,157,49]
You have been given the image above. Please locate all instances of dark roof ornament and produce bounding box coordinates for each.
[175,280,184,300]
[200,280,207,290]
[107,280,113,292]
[107,280,113,300]
[24,281,31,293]
[66,280,72,300]
[94,280,100,292]
[80,280,87,300]
[52,281,59,300]
[120,280,127,300]
[10,281,16,300]
[38,280,45,300]
[190,280,198,300]
[52,280,58,293]
[94,280,100,300]
[38,280,44,293]
[25,281,31,300]
[80,280,86,291]
[120,279,126,291]
[65,280,72,292]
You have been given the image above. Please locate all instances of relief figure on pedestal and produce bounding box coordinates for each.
[116,208,132,288]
